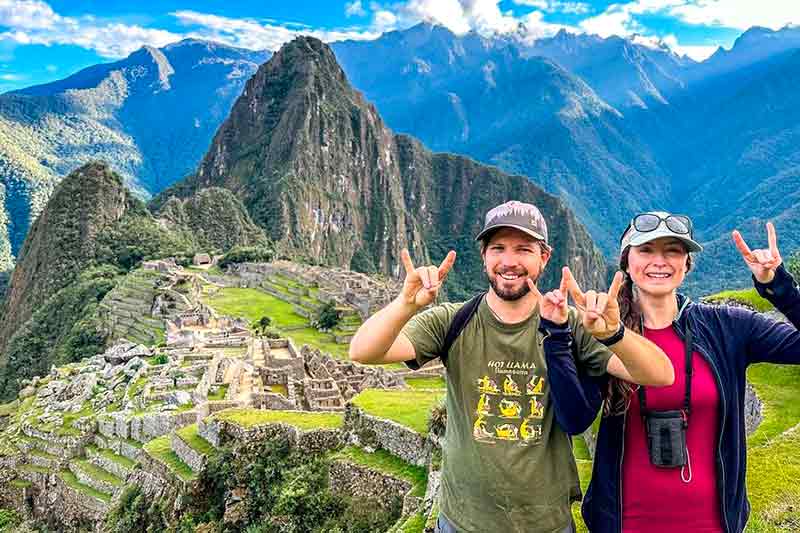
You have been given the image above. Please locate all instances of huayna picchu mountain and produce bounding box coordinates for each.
[156,36,609,299]
[0,162,266,400]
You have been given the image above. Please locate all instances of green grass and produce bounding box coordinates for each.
[268,384,288,396]
[211,408,343,430]
[333,446,427,497]
[747,364,800,447]
[9,479,31,488]
[58,470,111,502]
[87,445,136,469]
[143,435,196,482]
[745,427,800,531]
[73,459,123,487]
[283,326,349,359]
[704,288,774,312]
[202,287,307,327]
[404,376,446,390]
[572,435,591,461]
[351,389,445,436]
[176,424,216,456]
[128,377,147,399]
[20,464,49,474]
[207,384,229,401]
[0,400,19,417]
[397,511,426,532]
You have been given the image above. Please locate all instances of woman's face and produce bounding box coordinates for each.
[626,237,689,297]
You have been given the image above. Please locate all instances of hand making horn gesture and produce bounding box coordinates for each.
[732,222,783,284]
[400,249,457,308]
[562,266,625,339]
[526,268,570,326]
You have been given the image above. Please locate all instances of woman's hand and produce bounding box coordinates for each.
[732,222,782,284]
[562,267,624,339]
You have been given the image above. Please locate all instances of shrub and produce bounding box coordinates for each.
[313,301,341,331]
[218,246,273,270]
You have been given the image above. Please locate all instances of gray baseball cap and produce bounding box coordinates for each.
[475,201,549,245]
[620,211,703,253]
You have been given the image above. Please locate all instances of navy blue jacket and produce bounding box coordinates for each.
[545,265,800,533]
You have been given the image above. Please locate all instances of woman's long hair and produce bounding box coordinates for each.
[603,246,693,416]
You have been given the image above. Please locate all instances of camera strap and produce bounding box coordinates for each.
[638,322,694,482]
[638,322,693,419]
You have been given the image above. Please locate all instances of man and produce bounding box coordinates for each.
[349,201,673,533]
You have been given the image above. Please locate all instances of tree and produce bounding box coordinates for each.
[314,302,341,331]
[252,316,273,336]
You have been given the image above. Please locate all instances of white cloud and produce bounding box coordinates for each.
[579,5,639,37]
[45,64,57,72]
[0,0,182,57]
[660,34,717,60]
[345,1,367,17]
[669,1,800,30]
[513,0,591,15]
[0,72,24,81]
[379,0,519,35]
[172,10,381,50]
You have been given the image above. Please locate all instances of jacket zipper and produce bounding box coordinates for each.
[673,321,730,533]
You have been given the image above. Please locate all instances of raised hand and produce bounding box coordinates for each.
[527,267,569,325]
[399,249,456,308]
[732,222,782,283]
[563,267,624,339]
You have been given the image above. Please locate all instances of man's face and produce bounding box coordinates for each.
[482,227,551,301]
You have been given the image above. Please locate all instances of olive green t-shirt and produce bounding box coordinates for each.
[402,297,612,533]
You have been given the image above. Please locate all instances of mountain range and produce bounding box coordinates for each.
[3,24,800,294]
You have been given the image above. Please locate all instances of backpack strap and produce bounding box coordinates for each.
[438,292,486,367]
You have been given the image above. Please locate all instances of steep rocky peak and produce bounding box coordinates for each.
[124,45,175,90]
[0,161,133,354]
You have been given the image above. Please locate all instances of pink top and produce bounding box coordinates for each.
[621,325,724,533]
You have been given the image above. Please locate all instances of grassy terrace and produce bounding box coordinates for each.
[207,384,229,401]
[176,424,216,456]
[333,446,427,497]
[404,376,446,390]
[73,459,123,487]
[704,288,774,312]
[351,390,445,436]
[211,408,343,431]
[201,287,306,327]
[746,364,800,447]
[87,445,136,469]
[58,470,111,503]
[143,435,195,482]
[200,286,355,359]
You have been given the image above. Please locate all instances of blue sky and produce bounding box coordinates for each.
[1,0,798,93]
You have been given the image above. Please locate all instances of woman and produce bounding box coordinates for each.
[547,211,800,533]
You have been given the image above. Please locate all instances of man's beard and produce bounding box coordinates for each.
[488,267,542,301]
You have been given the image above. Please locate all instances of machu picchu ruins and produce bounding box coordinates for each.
[0,257,446,532]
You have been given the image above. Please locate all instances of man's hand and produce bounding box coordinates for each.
[563,267,624,339]
[399,249,456,308]
[527,267,569,325]
[732,222,782,284]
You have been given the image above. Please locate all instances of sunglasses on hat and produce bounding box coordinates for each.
[627,213,693,238]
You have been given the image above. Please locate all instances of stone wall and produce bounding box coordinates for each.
[329,460,409,516]
[126,411,198,443]
[171,433,206,474]
[344,404,433,467]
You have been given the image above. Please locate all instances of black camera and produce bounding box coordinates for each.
[643,409,688,467]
